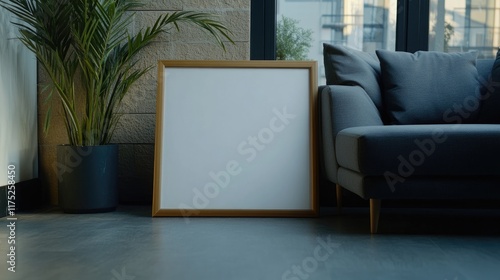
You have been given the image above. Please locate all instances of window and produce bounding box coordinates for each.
[277,0,397,83]
[429,0,500,58]
[250,0,500,66]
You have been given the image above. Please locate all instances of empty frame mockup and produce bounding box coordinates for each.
[153,61,318,217]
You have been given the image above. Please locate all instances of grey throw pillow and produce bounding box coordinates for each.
[376,50,481,124]
[323,43,383,111]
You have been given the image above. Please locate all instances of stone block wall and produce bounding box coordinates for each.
[38,0,250,205]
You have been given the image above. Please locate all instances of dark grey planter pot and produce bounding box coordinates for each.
[57,144,118,213]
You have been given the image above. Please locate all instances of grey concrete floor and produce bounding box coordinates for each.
[1,206,499,280]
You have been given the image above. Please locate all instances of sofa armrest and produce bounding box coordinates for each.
[319,85,384,183]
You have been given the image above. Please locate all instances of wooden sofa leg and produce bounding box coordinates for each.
[370,199,381,234]
[336,184,342,214]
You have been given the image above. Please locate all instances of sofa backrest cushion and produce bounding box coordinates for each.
[323,43,383,111]
[376,50,481,124]
[476,59,494,83]
[477,50,500,123]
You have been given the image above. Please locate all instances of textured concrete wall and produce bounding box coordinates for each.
[38,0,250,205]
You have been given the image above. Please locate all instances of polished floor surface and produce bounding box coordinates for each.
[1,206,499,280]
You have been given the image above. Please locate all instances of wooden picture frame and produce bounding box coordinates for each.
[152,60,318,218]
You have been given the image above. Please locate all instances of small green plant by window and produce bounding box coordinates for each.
[431,21,455,52]
[276,16,313,60]
[443,21,455,52]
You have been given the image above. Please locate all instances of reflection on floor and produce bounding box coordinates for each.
[1,206,499,280]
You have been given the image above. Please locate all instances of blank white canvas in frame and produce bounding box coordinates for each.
[153,61,317,217]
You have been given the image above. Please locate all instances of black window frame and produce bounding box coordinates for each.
[250,0,277,60]
[250,0,432,58]
[396,0,430,52]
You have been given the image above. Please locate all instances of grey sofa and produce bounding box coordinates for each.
[320,44,500,233]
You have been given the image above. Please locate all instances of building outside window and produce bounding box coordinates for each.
[429,0,500,59]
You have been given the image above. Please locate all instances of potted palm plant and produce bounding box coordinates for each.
[1,0,233,213]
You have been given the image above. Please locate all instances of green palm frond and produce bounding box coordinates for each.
[1,0,234,146]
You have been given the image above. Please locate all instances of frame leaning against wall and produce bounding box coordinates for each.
[153,60,318,217]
